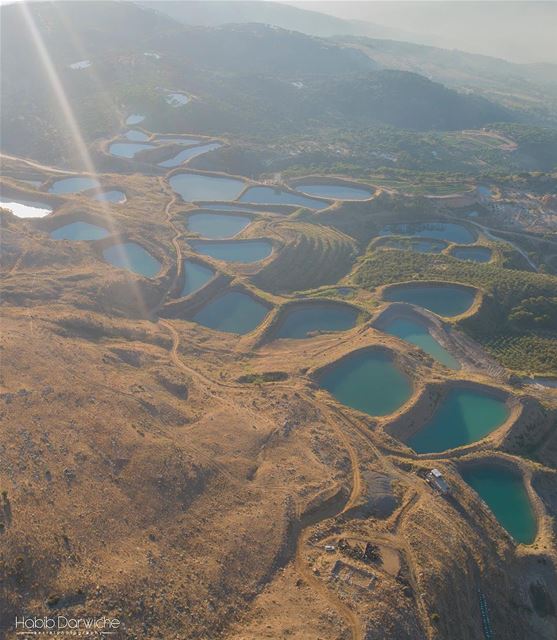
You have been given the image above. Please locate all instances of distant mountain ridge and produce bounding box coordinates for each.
[0,1,515,166]
[140,0,414,40]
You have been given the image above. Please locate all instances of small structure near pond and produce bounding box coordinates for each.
[427,468,450,495]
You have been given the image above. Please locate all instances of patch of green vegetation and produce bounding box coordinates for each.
[237,371,289,384]
[353,248,557,373]
[482,334,557,375]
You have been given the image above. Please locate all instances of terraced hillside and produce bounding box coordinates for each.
[252,220,359,294]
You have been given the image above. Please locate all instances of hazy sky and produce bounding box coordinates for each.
[290,1,557,63]
[2,0,555,64]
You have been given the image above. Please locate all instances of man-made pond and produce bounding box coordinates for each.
[49,177,101,194]
[0,197,52,218]
[274,303,359,339]
[318,350,412,417]
[190,239,272,263]
[51,221,109,241]
[192,291,269,334]
[165,92,190,107]
[158,143,222,168]
[477,185,493,199]
[379,222,475,244]
[169,173,246,202]
[125,114,145,125]
[125,130,150,142]
[187,212,251,239]
[461,464,536,544]
[108,142,154,159]
[239,186,329,209]
[181,260,215,297]
[94,190,126,203]
[69,59,91,69]
[295,182,373,201]
[380,317,459,369]
[102,242,161,278]
[383,284,476,317]
[382,238,447,254]
[451,246,492,263]
[407,388,510,453]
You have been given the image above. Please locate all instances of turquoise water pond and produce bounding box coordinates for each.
[169,173,246,202]
[379,222,475,244]
[49,177,100,194]
[187,212,251,239]
[181,260,214,296]
[158,143,221,168]
[190,240,272,263]
[125,130,150,142]
[318,350,412,417]
[109,142,154,158]
[0,197,52,218]
[451,246,492,263]
[461,465,536,544]
[51,221,109,241]
[407,388,510,453]
[102,242,161,278]
[239,186,329,209]
[296,183,373,200]
[381,317,459,369]
[192,291,269,334]
[383,238,447,254]
[275,303,359,339]
[384,284,476,317]
[94,190,126,203]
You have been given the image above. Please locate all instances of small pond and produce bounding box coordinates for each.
[190,239,272,263]
[382,238,447,254]
[296,182,373,200]
[239,186,329,209]
[379,222,475,245]
[274,303,359,339]
[51,221,109,241]
[451,246,492,263]
[0,197,52,218]
[381,317,458,369]
[108,142,154,159]
[318,350,412,417]
[181,260,215,297]
[169,173,246,202]
[461,464,536,544]
[125,130,150,142]
[407,388,510,453]
[192,291,269,334]
[477,185,493,199]
[125,114,145,125]
[187,212,251,239]
[49,177,100,194]
[158,143,222,168]
[166,93,190,107]
[102,242,161,278]
[384,284,476,317]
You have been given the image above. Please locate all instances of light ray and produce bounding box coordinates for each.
[18,2,150,316]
